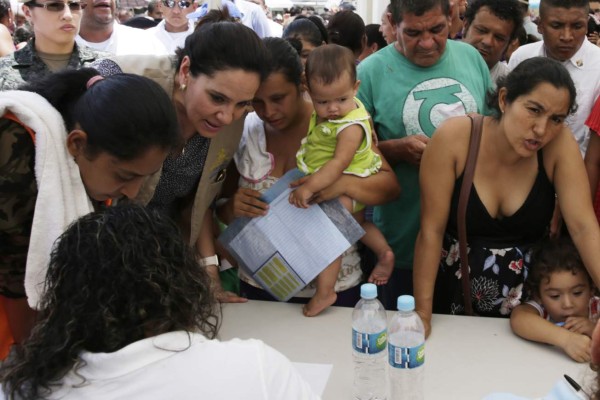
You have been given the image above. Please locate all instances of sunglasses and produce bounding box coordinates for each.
[27,1,86,11]
[162,0,191,8]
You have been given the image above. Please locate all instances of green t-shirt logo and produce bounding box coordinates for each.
[403,78,478,137]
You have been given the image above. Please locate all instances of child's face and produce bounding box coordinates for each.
[538,270,592,323]
[309,71,359,121]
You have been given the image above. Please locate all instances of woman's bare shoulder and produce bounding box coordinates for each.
[429,115,474,152]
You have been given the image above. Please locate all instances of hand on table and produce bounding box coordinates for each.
[565,316,595,337]
[416,310,432,339]
[215,289,248,304]
[561,331,591,362]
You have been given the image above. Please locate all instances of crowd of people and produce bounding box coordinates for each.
[2,0,600,396]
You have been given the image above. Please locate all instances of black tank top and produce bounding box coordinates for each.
[446,151,555,248]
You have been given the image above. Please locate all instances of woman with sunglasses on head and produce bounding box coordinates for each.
[0,68,179,348]
[0,0,108,90]
[93,13,269,303]
[146,0,196,54]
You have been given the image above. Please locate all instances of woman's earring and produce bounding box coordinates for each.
[180,83,187,92]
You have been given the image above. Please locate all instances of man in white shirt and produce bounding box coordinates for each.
[147,0,195,54]
[247,0,281,37]
[518,0,543,40]
[76,0,166,55]
[462,0,523,84]
[233,0,270,37]
[509,0,600,155]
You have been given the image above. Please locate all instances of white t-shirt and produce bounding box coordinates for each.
[39,331,319,400]
[268,19,282,38]
[490,61,509,85]
[76,23,167,56]
[508,39,600,155]
[147,19,194,54]
[234,0,271,38]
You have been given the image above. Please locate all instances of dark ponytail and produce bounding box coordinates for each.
[21,68,180,160]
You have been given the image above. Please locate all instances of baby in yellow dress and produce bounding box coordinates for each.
[290,44,394,316]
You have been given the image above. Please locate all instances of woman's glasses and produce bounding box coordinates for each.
[162,0,191,8]
[27,1,86,11]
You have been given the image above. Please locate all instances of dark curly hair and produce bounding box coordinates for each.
[526,236,590,299]
[0,205,219,400]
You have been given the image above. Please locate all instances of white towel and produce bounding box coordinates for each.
[1,91,93,309]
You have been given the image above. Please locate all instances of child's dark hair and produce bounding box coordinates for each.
[527,236,591,298]
[305,44,356,89]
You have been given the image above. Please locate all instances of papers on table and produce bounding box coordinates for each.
[219,169,365,301]
[293,362,332,397]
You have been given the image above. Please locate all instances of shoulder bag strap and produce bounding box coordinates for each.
[458,114,484,316]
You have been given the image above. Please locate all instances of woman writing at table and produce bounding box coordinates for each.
[216,37,399,314]
[0,205,319,399]
[93,17,269,303]
[413,57,600,337]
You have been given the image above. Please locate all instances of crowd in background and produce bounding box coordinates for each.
[2,0,600,397]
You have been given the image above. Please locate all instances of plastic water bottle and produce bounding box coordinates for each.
[352,283,388,400]
[388,295,425,400]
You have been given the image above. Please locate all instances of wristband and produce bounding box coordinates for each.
[198,255,219,267]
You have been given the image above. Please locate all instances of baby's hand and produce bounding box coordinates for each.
[289,186,314,208]
[561,331,591,363]
[564,316,595,337]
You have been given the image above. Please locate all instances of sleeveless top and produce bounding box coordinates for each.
[447,151,555,248]
[435,150,556,317]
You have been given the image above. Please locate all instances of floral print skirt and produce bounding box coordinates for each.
[433,233,534,317]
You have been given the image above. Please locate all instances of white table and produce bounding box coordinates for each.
[219,300,591,400]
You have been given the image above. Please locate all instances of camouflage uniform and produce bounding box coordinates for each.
[0,39,110,91]
[0,117,36,298]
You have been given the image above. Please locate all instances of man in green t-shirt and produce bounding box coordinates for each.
[357,0,493,309]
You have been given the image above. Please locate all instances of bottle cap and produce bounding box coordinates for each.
[360,283,377,299]
[397,295,415,311]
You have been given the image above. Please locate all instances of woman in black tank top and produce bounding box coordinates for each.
[413,57,600,338]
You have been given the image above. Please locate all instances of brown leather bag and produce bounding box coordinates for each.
[457,114,484,316]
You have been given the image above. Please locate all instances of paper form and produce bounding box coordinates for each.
[219,169,364,301]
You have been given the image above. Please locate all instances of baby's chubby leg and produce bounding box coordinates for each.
[345,196,394,285]
[303,257,340,317]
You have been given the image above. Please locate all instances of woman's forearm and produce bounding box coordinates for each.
[584,132,600,201]
[342,166,400,205]
[413,229,443,338]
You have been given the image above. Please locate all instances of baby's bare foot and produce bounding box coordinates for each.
[302,291,337,317]
[368,249,394,285]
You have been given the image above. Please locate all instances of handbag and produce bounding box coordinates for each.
[457,114,484,316]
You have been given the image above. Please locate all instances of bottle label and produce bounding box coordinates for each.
[388,343,425,369]
[352,328,387,354]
